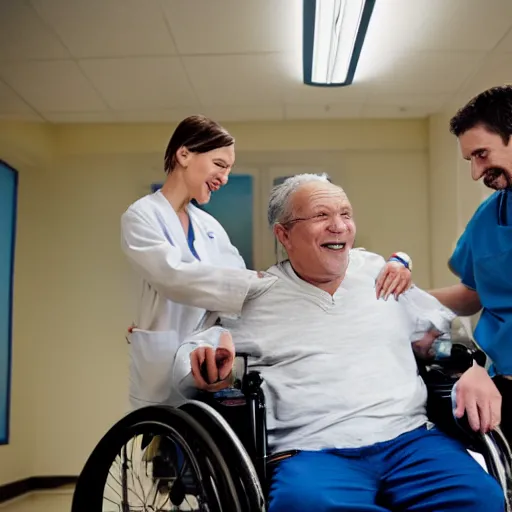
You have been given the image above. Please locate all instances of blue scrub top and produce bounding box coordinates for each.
[449,188,512,375]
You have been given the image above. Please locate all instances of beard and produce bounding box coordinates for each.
[483,167,512,190]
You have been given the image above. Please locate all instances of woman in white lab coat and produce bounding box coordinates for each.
[121,114,413,410]
[121,115,272,409]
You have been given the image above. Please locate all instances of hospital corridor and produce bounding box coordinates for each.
[0,1,511,511]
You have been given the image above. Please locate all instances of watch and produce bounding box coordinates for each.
[389,251,413,271]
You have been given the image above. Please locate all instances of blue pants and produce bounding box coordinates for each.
[268,425,505,512]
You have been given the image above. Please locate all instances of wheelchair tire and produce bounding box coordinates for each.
[181,400,266,512]
[71,405,243,512]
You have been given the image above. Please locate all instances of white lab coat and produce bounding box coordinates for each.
[121,189,275,409]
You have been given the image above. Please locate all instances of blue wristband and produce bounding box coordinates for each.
[389,255,410,269]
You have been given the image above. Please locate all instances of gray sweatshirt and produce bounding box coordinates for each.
[173,249,454,454]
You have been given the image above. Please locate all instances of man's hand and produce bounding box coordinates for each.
[190,330,235,392]
[375,261,412,300]
[454,364,502,433]
[411,329,441,360]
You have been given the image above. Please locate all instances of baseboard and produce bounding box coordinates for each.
[0,476,77,504]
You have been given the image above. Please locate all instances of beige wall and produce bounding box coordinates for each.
[428,112,489,289]
[428,112,460,289]
[0,123,54,484]
[2,117,431,481]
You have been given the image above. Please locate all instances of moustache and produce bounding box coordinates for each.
[483,168,511,188]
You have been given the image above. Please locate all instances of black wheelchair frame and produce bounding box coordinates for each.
[72,344,512,511]
[198,346,512,507]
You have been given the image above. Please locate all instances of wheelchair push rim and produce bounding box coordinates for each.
[71,406,244,512]
[180,400,266,512]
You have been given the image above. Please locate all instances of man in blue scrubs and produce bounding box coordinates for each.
[430,85,512,444]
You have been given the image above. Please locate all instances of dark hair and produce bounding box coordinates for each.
[164,115,234,173]
[450,85,512,145]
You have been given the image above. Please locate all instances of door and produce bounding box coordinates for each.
[150,168,263,270]
[199,174,255,269]
[0,161,17,444]
[260,167,328,269]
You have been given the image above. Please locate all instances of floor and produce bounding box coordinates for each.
[0,488,73,512]
[0,485,199,511]
[0,452,488,511]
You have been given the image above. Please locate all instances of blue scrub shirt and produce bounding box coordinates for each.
[449,188,512,376]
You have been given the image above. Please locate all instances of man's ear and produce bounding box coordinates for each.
[273,224,289,249]
[175,146,190,168]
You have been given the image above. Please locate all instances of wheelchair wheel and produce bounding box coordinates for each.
[180,401,266,512]
[485,429,512,511]
[71,405,243,512]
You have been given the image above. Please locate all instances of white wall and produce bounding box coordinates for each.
[1,118,431,481]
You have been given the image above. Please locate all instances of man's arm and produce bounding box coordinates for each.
[402,288,500,433]
[173,324,235,398]
[428,284,481,317]
[428,221,482,316]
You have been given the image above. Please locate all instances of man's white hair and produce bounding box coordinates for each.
[267,172,333,227]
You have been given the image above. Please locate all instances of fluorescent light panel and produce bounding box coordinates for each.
[303,0,375,87]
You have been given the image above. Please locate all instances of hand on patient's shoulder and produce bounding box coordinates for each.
[350,249,413,300]
[375,260,412,301]
[190,331,235,392]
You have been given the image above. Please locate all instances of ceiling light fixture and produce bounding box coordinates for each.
[303,0,375,87]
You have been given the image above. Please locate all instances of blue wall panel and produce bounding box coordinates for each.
[151,175,254,269]
[0,161,17,445]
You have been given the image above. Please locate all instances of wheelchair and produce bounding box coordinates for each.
[72,344,512,512]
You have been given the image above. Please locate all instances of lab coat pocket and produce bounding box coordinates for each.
[128,329,179,408]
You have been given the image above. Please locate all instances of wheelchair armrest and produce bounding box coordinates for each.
[421,343,487,376]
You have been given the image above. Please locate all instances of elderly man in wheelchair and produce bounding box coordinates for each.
[73,173,511,512]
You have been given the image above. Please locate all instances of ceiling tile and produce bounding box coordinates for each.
[364,0,512,54]
[492,28,512,53]
[283,83,369,105]
[355,0,506,83]
[0,112,43,121]
[364,51,485,95]
[447,53,512,109]
[31,0,177,58]
[0,60,107,112]
[365,93,449,110]
[183,54,290,105]
[201,105,284,122]
[114,108,201,123]
[161,0,301,54]
[0,2,69,60]
[41,111,117,123]
[420,0,512,51]
[285,103,364,120]
[0,79,39,116]
[361,104,432,119]
[358,0,459,69]
[79,57,197,110]
[0,0,507,123]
